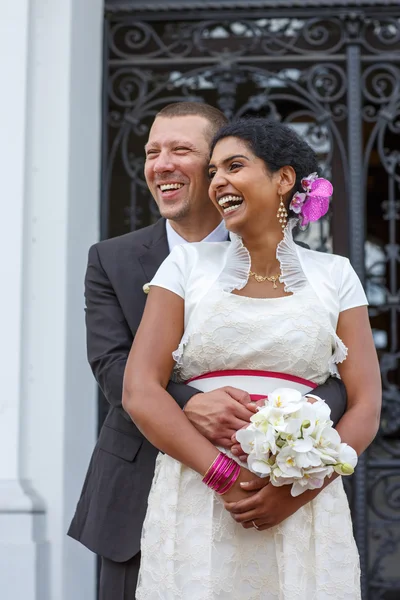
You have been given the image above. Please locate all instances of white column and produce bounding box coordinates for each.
[0,3,47,599]
[0,1,103,599]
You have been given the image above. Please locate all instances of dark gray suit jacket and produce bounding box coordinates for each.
[68,218,347,562]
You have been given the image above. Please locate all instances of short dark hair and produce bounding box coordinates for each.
[210,118,319,198]
[156,102,228,141]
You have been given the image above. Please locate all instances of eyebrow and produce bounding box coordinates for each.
[144,140,197,152]
[208,154,250,169]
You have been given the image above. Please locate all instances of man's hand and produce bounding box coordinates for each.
[184,387,257,448]
[224,480,321,531]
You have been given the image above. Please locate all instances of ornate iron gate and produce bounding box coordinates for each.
[102,1,400,597]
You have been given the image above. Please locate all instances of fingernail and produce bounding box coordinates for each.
[231,448,238,455]
[240,482,250,487]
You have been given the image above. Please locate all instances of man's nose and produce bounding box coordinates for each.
[153,151,175,173]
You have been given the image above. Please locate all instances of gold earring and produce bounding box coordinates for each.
[277,195,288,231]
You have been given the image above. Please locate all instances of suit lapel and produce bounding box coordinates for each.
[138,218,169,282]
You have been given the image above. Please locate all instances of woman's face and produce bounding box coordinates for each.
[208,137,281,235]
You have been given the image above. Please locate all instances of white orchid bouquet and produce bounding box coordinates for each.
[236,388,358,497]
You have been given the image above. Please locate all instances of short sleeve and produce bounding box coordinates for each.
[339,258,368,312]
[148,244,189,299]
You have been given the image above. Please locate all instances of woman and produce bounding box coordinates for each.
[123,119,381,599]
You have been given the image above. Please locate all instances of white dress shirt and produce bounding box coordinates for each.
[166,219,228,252]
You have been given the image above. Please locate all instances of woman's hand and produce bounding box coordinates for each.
[224,480,321,531]
[220,467,268,504]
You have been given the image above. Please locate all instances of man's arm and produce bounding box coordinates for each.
[309,376,347,426]
[85,244,254,444]
[85,244,199,411]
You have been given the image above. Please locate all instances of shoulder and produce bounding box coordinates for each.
[297,246,350,281]
[297,246,366,309]
[170,240,231,267]
[89,221,164,259]
[155,240,231,292]
[297,245,348,266]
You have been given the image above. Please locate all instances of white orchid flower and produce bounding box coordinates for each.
[275,446,303,478]
[270,467,294,488]
[284,417,303,439]
[248,453,274,477]
[250,406,274,432]
[313,422,341,449]
[289,402,322,437]
[237,422,278,456]
[262,425,279,455]
[293,448,323,469]
[235,427,266,455]
[266,407,289,433]
[334,443,358,475]
[308,398,332,423]
[288,437,314,453]
[291,465,334,497]
[268,388,304,414]
[312,431,340,465]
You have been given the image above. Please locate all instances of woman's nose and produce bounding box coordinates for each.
[210,171,228,193]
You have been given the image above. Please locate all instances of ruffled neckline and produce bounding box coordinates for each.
[218,219,347,376]
[220,218,307,295]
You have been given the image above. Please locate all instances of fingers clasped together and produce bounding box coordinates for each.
[224,478,308,532]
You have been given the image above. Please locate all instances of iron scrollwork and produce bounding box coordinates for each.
[361,58,400,597]
[108,15,400,62]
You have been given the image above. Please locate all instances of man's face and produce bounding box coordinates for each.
[144,115,212,221]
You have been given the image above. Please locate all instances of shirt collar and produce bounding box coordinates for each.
[166,219,229,252]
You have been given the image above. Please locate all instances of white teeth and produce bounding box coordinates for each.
[218,195,243,206]
[160,183,184,191]
[223,204,242,214]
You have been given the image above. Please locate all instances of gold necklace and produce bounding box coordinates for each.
[249,271,281,288]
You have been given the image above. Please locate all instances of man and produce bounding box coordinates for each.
[68,102,347,599]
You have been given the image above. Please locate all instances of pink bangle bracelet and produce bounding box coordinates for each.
[219,464,241,495]
[202,452,241,495]
[203,454,225,485]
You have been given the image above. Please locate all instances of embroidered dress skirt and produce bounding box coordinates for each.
[136,374,361,600]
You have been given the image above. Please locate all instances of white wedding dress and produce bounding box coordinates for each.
[135,223,365,600]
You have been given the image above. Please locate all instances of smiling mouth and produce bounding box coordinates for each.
[217,195,244,214]
[158,183,184,192]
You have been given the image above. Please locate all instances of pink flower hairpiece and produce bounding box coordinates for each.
[289,172,333,227]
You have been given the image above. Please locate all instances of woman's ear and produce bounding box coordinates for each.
[278,166,296,196]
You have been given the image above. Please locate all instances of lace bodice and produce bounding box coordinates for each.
[150,219,368,387]
[173,285,336,386]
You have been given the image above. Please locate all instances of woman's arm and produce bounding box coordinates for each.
[224,305,382,528]
[332,304,381,451]
[122,286,264,502]
[122,286,219,475]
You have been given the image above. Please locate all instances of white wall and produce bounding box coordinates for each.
[0,1,103,598]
